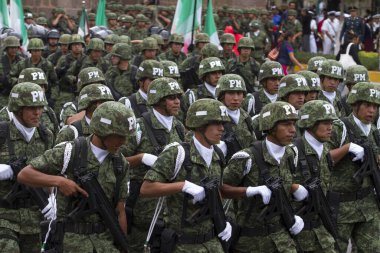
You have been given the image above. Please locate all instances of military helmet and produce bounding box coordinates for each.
[36,17,48,26]
[111,43,132,60]
[8,82,48,112]
[88,13,96,21]
[58,34,71,45]
[186,99,230,129]
[297,100,337,129]
[136,60,164,81]
[90,101,137,137]
[77,67,106,91]
[135,14,147,22]
[297,71,321,91]
[249,20,261,28]
[220,33,236,45]
[150,34,164,46]
[259,101,298,131]
[288,9,297,16]
[215,74,247,100]
[142,37,159,51]
[237,37,255,50]
[18,68,48,88]
[194,33,210,44]
[78,83,115,111]
[198,57,225,79]
[107,12,117,20]
[47,29,60,39]
[161,60,180,78]
[147,77,183,105]
[28,38,44,50]
[69,34,85,48]
[278,74,309,99]
[3,36,20,48]
[258,61,284,82]
[345,65,370,84]
[317,60,344,80]
[119,35,131,45]
[201,43,220,58]
[169,33,184,44]
[347,82,380,105]
[121,15,134,23]
[307,56,326,72]
[87,38,105,52]
[104,34,120,45]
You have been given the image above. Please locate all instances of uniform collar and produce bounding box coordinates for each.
[352,114,371,136]
[153,108,173,131]
[321,90,336,104]
[90,141,109,164]
[263,90,278,103]
[138,89,148,101]
[204,82,217,98]
[227,108,240,124]
[304,131,324,159]
[12,116,36,143]
[265,138,286,164]
[193,136,214,168]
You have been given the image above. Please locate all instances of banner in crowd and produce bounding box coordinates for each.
[0,0,9,28]
[204,0,220,48]
[96,0,107,27]
[9,0,28,49]
[78,4,89,37]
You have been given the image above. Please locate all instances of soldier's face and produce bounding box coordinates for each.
[171,43,183,54]
[159,94,181,116]
[90,50,103,61]
[354,102,378,124]
[102,134,127,154]
[60,44,69,54]
[322,76,339,92]
[197,42,207,50]
[108,19,117,26]
[17,106,44,127]
[223,91,244,110]
[141,78,153,93]
[71,43,83,54]
[305,91,319,102]
[6,47,19,57]
[105,44,113,53]
[203,122,224,145]
[88,20,96,27]
[143,49,157,59]
[286,91,305,110]
[48,38,58,46]
[205,71,223,86]
[222,43,234,52]
[310,120,333,142]
[111,55,120,65]
[269,120,296,145]
[240,48,252,58]
[264,77,280,94]
[30,50,42,59]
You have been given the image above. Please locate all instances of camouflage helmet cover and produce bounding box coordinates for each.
[18,68,48,87]
[90,101,137,137]
[201,43,220,58]
[215,74,247,100]
[317,60,344,80]
[111,43,132,60]
[186,98,230,129]
[119,35,131,45]
[347,82,380,105]
[3,36,20,48]
[58,34,71,45]
[8,82,48,112]
[220,33,236,44]
[194,33,210,44]
[161,60,180,78]
[237,37,255,50]
[169,33,184,44]
[104,34,121,45]
[142,37,159,50]
[135,14,147,22]
[77,67,106,91]
[78,83,115,111]
[307,56,326,72]
[278,74,309,99]
[147,77,183,105]
[297,100,337,128]
[259,101,298,131]
[87,38,105,51]
[198,57,225,79]
[136,60,164,80]
[297,70,321,91]
[28,38,44,50]
[345,65,369,84]
[258,60,284,82]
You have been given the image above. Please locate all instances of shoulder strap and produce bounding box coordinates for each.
[250,141,270,181]
[37,123,50,151]
[129,65,138,92]
[128,93,147,118]
[70,136,88,177]
[0,121,15,158]
[244,116,255,134]
[293,137,320,180]
[46,106,59,134]
[346,43,354,54]
[174,121,185,142]
[141,111,166,154]
[180,141,193,228]
[252,92,263,115]
[71,120,84,137]
[112,153,124,207]
[341,117,357,142]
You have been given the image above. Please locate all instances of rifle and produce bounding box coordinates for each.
[352,141,380,209]
[257,176,303,253]
[296,177,342,252]
[70,171,129,252]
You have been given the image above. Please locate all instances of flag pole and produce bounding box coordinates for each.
[189,0,198,53]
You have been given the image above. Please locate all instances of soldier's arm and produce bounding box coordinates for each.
[328,120,350,163]
[9,61,21,86]
[117,200,127,235]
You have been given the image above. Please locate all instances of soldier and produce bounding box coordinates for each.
[215,74,256,160]
[247,21,271,64]
[340,6,365,44]
[221,101,304,253]
[56,83,114,143]
[158,34,187,66]
[281,9,302,51]
[128,14,149,55]
[105,43,137,100]
[219,33,238,67]
[150,34,165,54]
[123,77,185,253]
[161,60,181,84]
[119,60,164,118]
[97,34,121,74]
[278,74,309,111]
[10,38,58,108]
[307,56,326,73]
[0,36,24,108]
[259,10,275,43]
[131,37,159,68]
[107,12,119,31]
[140,98,232,252]
[293,100,338,252]
[47,34,71,66]
[36,17,48,28]
[48,7,75,34]
[181,57,225,119]
[0,82,54,253]
[317,60,345,118]
[226,37,260,93]
[327,82,380,251]
[54,34,86,116]
[189,33,210,57]
[88,13,96,28]
[298,70,322,102]
[42,29,60,58]
[114,15,134,35]
[18,101,135,252]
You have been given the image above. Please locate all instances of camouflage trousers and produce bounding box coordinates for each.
[296,224,337,253]
[0,227,40,253]
[126,224,148,253]
[174,237,224,253]
[62,231,121,253]
[233,229,297,253]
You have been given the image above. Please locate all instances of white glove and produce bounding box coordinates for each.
[182,180,205,204]
[218,222,232,241]
[141,153,158,167]
[246,185,272,204]
[349,143,365,162]
[0,164,14,180]
[289,215,304,235]
[41,193,57,220]
[292,185,309,201]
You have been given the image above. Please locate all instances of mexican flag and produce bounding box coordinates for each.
[9,0,28,49]
[204,0,220,48]
[95,0,107,27]
[171,0,202,53]
[0,1,9,28]
[78,5,88,37]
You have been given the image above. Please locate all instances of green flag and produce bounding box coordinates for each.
[204,0,220,47]
[96,0,107,27]
[0,1,9,28]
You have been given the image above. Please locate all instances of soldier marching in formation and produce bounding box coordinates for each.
[0,2,380,253]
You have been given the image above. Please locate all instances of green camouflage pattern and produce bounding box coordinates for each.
[237,37,255,50]
[194,33,210,44]
[77,67,105,92]
[3,36,20,48]
[141,37,159,51]
[147,77,183,105]
[200,43,220,58]
[258,61,284,82]
[87,38,105,52]
[297,70,321,91]
[104,34,120,45]
[111,43,132,60]
[78,83,114,111]
[135,60,164,81]
[158,50,187,66]
[58,34,71,45]
[169,34,184,44]
[55,117,91,143]
[105,64,135,98]
[69,34,85,47]
[8,82,47,112]
[317,91,345,118]
[297,100,337,128]
[317,60,344,80]
[17,67,48,88]
[198,57,225,79]
[27,38,44,51]
[215,73,247,99]
[150,34,164,46]
[278,74,309,99]
[345,65,370,84]
[307,56,326,72]
[161,60,181,78]
[249,30,270,63]
[259,101,298,131]
[346,82,380,105]
[119,35,131,45]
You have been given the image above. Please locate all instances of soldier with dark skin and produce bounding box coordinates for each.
[131,37,160,68]
[247,21,271,64]
[97,34,121,75]
[158,34,187,66]
[189,33,210,57]
[298,70,322,103]
[42,29,60,59]
[47,34,71,66]
[219,33,238,67]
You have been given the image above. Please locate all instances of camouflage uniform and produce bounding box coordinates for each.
[189,33,210,58]
[0,83,54,253]
[48,8,73,34]
[158,34,187,66]
[28,101,135,252]
[47,34,71,66]
[247,21,270,64]
[42,29,60,59]
[219,33,238,67]
[97,34,121,74]
[128,14,149,55]
[131,37,160,68]
[281,10,302,50]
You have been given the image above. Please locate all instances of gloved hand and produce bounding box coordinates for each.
[141,153,158,167]
[246,185,272,204]
[41,193,57,220]
[0,164,14,180]
[349,143,365,162]
[289,215,304,235]
[218,221,232,242]
[182,180,205,204]
[292,185,309,201]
